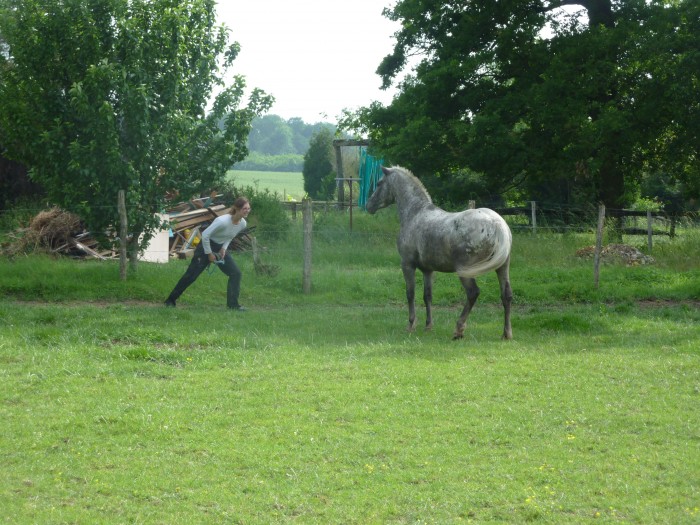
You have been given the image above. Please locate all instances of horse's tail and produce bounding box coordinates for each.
[457,210,512,279]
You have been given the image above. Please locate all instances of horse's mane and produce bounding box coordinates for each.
[390,166,433,204]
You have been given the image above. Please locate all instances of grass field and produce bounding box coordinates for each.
[1,212,699,523]
[228,170,305,201]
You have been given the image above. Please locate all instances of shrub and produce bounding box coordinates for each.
[303,128,336,200]
[219,180,291,240]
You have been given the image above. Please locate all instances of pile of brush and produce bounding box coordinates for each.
[1,207,92,257]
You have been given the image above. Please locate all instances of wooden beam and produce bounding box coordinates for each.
[71,239,107,260]
[332,139,369,147]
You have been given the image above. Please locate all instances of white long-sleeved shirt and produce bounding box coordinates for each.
[201,214,247,254]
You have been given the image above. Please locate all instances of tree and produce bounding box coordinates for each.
[245,115,336,156]
[287,117,311,154]
[247,114,294,155]
[302,127,335,200]
[340,0,698,213]
[635,0,700,206]
[0,0,272,270]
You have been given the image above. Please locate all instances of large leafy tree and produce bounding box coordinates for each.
[341,0,698,211]
[302,127,335,200]
[0,0,272,268]
[247,114,295,155]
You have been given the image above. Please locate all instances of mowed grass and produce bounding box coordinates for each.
[1,213,699,524]
[228,170,304,201]
[2,303,699,524]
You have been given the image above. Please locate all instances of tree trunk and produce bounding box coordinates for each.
[598,155,625,242]
[579,0,624,240]
[580,0,615,28]
[128,235,140,275]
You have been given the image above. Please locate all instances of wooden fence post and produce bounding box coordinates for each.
[530,201,537,234]
[348,180,354,231]
[594,203,605,289]
[646,210,653,254]
[118,190,128,281]
[302,197,313,294]
[335,145,344,207]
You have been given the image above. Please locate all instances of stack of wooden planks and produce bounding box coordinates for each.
[168,204,225,258]
[166,203,255,259]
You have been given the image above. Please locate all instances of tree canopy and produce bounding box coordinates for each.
[302,127,335,200]
[0,0,272,267]
[340,0,699,211]
[245,115,335,156]
[231,115,335,172]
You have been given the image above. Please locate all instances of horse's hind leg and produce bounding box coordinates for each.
[423,270,434,331]
[402,264,418,332]
[496,259,513,340]
[453,277,480,339]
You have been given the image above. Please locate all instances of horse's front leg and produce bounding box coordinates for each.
[401,264,418,332]
[454,277,480,340]
[423,270,433,331]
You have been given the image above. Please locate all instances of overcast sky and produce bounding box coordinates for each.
[215,0,402,124]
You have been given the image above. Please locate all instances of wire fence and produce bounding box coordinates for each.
[1,199,698,291]
[279,200,698,236]
[1,199,698,263]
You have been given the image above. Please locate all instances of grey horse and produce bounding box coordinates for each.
[366,166,513,340]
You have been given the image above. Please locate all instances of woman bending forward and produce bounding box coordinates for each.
[165,197,251,310]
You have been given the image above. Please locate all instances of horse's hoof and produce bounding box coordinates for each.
[406,325,416,333]
[425,324,433,332]
[452,333,464,340]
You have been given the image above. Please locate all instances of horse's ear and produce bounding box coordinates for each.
[381,166,391,176]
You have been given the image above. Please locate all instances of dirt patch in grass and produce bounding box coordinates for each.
[636,298,700,309]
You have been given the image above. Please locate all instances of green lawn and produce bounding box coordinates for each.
[2,301,698,524]
[228,170,305,201]
[1,216,699,523]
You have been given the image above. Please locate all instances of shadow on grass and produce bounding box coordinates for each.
[1,300,698,359]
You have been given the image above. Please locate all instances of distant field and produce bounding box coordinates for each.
[227,170,304,201]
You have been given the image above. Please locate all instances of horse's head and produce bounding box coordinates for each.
[366,166,396,214]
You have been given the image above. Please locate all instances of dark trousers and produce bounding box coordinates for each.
[166,241,242,307]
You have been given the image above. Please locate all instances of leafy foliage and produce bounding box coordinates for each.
[246,114,296,155]
[231,116,336,172]
[302,127,336,199]
[244,115,335,157]
[341,0,699,212]
[219,179,291,240]
[0,0,273,269]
